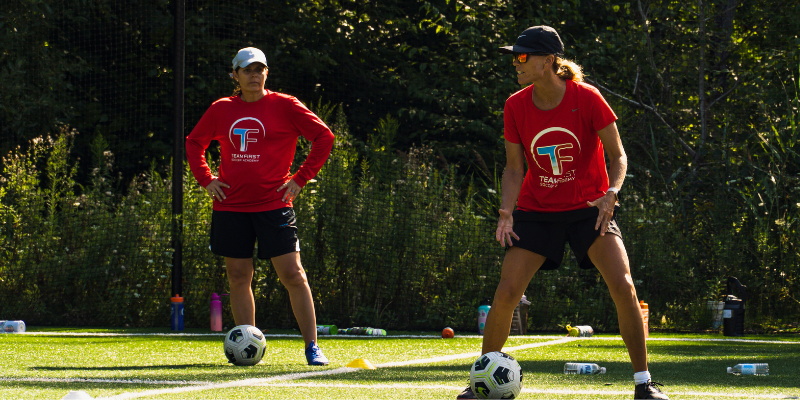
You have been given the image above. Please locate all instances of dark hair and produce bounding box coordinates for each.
[231,67,242,97]
[552,56,583,82]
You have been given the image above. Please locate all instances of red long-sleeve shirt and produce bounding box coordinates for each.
[186,91,334,212]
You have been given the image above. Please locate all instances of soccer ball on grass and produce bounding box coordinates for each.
[469,351,523,399]
[224,325,267,366]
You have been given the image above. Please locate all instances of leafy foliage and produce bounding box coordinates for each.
[1,0,799,331]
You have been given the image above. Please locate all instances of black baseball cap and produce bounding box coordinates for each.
[498,26,564,55]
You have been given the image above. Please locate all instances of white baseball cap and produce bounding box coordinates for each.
[232,47,268,70]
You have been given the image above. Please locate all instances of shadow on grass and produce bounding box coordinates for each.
[21,361,325,384]
[32,363,218,371]
[0,381,184,392]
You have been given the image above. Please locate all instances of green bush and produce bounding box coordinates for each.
[1,103,798,333]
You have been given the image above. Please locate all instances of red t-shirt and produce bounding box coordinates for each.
[186,91,335,212]
[504,80,617,212]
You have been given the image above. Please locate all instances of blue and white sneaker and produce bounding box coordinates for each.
[305,340,329,366]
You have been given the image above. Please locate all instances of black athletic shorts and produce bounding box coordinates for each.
[509,206,622,270]
[210,208,300,260]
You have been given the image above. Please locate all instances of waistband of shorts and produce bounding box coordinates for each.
[512,206,618,223]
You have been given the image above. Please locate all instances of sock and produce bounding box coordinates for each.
[634,371,651,385]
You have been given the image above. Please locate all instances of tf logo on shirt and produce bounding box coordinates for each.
[229,117,265,152]
[530,127,582,176]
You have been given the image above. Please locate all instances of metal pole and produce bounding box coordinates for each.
[171,0,185,298]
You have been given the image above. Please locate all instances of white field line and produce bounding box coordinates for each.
[0,377,207,385]
[376,337,577,368]
[96,338,579,399]
[97,367,358,400]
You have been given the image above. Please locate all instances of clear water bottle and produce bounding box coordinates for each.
[3,320,26,333]
[564,362,606,374]
[727,363,769,375]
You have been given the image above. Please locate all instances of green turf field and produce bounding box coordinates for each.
[1,328,798,399]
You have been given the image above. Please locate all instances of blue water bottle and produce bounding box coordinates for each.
[478,298,492,334]
[171,295,184,331]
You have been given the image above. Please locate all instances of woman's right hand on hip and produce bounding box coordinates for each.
[205,178,230,202]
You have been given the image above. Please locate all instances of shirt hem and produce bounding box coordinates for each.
[212,199,291,213]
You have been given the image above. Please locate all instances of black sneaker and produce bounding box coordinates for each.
[456,385,476,399]
[634,380,669,399]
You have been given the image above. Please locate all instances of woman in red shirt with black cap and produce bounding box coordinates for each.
[186,47,334,366]
[457,27,668,399]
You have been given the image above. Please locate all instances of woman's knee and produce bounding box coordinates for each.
[226,260,254,285]
[606,274,637,300]
[493,281,524,308]
[279,268,308,288]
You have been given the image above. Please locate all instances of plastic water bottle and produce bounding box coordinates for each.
[2,320,26,333]
[210,293,222,332]
[171,295,184,331]
[339,327,386,336]
[478,298,491,335]
[316,325,338,335]
[727,363,769,375]
[564,362,606,374]
[566,325,594,337]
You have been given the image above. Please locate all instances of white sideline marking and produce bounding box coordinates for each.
[97,338,579,399]
[377,337,577,368]
[98,367,357,400]
[0,377,207,385]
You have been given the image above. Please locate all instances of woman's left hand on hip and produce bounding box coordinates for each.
[278,179,302,203]
[587,192,617,235]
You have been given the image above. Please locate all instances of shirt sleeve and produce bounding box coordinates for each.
[503,99,522,144]
[586,86,617,132]
[185,102,218,188]
[287,98,335,188]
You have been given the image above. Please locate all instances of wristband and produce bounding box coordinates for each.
[607,187,620,202]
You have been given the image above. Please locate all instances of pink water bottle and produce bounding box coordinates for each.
[210,293,222,332]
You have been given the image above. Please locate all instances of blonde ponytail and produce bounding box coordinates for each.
[553,57,583,82]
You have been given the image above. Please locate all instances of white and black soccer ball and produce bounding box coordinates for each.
[223,325,267,366]
[469,351,523,399]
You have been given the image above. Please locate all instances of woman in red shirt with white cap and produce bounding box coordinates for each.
[186,47,334,366]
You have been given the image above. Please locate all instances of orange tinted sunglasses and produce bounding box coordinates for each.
[513,53,531,63]
[513,53,549,63]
